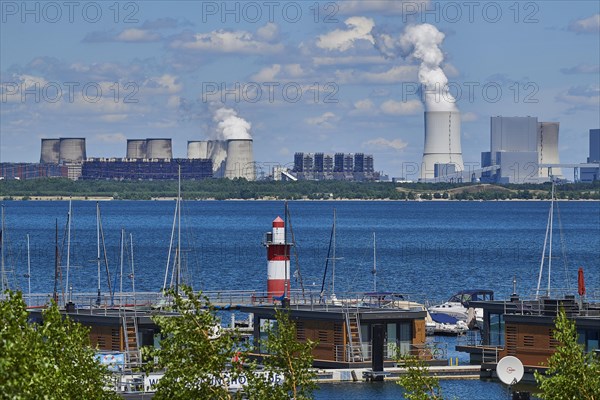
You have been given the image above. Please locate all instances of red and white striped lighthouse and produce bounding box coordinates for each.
[266,216,291,301]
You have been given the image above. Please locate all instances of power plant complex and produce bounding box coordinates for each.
[0,120,598,183]
[0,137,255,181]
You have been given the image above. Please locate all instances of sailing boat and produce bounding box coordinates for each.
[319,209,342,304]
[1,205,10,293]
[163,165,184,294]
[95,202,113,306]
[535,180,571,299]
[0,205,20,294]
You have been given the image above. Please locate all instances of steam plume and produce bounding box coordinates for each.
[213,107,252,140]
[375,24,457,112]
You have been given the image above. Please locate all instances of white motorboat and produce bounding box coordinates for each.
[428,290,494,329]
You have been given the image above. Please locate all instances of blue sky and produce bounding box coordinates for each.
[1,1,599,178]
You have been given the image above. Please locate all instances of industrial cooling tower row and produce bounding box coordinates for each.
[126,138,173,159]
[125,138,254,180]
[187,139,255,180]
[40,138,87,164]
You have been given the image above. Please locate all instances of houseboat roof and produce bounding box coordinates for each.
[469,294,600,324]
[240,304,428,321]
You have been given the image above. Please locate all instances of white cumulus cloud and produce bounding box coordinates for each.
[169,26,283,54]
[256,22,279,41]
[116,28,161,42]
[95,133,127,143]
[339,1,429,15]
[364,137,408,151]
[569,14,600,34]
[380,99,423,115]
[305,112,339,128]
[316,17,375,51]
[335,65,417,84]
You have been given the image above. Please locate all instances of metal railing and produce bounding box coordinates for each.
[20,289,422,311]
[456,330,483,347]
[481,346,501,364]
[500,295,600,318]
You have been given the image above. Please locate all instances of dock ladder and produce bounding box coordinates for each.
[344,308,364,362]
[122,312,140,368]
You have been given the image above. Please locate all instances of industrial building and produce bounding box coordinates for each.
[81,158,212,180]
[580,129,600,182]
[479,116,562,184]
[0,163,67,180]
[290,152,378,181]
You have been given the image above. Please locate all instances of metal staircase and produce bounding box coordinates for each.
[122,313,140,367]
[344,308,364,362]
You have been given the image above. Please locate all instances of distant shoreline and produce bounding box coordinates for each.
[3,196,598,202]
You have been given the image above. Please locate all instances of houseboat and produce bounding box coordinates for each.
[240,301,442,369]
[457,293,600,382]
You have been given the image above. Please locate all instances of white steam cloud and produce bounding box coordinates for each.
[374,23,457,112]
[213,107,252,140]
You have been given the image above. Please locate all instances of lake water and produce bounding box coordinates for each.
[1,200,598,399]
[2,200,598,300]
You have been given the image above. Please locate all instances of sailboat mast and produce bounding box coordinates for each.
[96,202,101,299]
[119,228,124,306]
[130,233,136,306]
[98,214,113,304]
[332,208,336,296]
[175,164,181,295]
[163,200,178,292]
[65,199,72,302]
[27,234,31,301]
[536,181,556,299]
[373,232,377,292]
[53,219,59,303]
[547,182,555,297]
[1,205,5,292]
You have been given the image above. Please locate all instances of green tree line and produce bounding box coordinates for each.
[1,289,316,399]
[1,178,599,200]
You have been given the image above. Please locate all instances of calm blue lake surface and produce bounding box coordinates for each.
[2,200,598,301]
[1,200,597,399]
[316,379,532,400]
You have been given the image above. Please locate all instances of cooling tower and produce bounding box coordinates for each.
[146,138,173,159]
[40,139,60,163]
[59,138,86,163]
[126,139,147,159]
[421,111,464,180]
[208,140,227,178]
[187,141,209,159]
[225,139,255,180]
[538,122,561,177]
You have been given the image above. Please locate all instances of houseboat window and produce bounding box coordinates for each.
[398,322,412,356]
[361,324,370,358]
[387,323,397,358]
[578,329,599,353]
[489,313,504,346]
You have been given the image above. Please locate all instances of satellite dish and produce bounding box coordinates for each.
[497,356,524,385]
